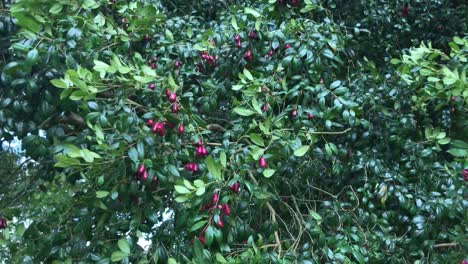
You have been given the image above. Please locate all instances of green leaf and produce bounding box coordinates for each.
[26,48,39,63]
[206,156,222,179]
[437,138,450,145]
[93,60,109,74]
[165,28,174,43]
[51,79,68,89]
[244,7,261,18]
[167,164,180,177]
[255,19,262,31]
[294,146,310,157]
[352,250,365,264]
[96,191,109,198]
[232,84,244,91]
[49,3,63,14]
[330,80,341,89]
[195,186,205,196]
[175,196,189,203]
[118,239,131,254]
[216,253,228,263]
[325,143,333,157]
[183,179,195,190]
[252,98,262,114]
[174,185,191,194]
[263,169,276,178]
[168,258,177,264]
[194,179,205,188]
[447,148,467,157]
[190,220,208,232]
[111,251,129,262]
[243,68,253,81]
[13,12,41,33]
[220,151,227,167]
[193,238,204,262]
[310,211,322,221]
[249,133,264,147]
[233,107,255,116]
[205,226,214,246]
[231,16,239,31]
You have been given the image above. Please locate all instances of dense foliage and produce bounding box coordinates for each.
[0,0,467,263]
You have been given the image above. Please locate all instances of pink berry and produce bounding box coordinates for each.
[259,156,267,168]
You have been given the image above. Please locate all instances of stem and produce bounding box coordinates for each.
[433,243,458,249]
[247,171,282,258]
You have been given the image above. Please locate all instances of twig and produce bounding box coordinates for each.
[433,243,458,249]
[310,127,352,135]
[247,171,282,258]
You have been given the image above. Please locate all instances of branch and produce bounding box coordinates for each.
[433,243,458,249]
[247,171,282,258]
[310,127,352,135]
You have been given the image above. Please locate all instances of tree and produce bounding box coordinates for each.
[0,0,466,263]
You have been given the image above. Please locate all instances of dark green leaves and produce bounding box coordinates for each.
[206,156,222,179]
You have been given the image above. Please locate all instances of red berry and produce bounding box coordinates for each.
[462,260,468,264]
[212,193,219,204]
[149,83,155,90]
[262,103,269,112]
[236,41,242,48]
[292,109,298,118]
[144,35,151,42]
[197,139,204,147]
[0,217,7,229]
[198,235,206,245]
[290,0,300,7]
[234,34,241,42]
[268,49,274,56]
[153,56,158,62]
[174,60,183,68]
[217,218,224,228]
[402,5,410,17]
[147,119,154,126]
[168,92,177,103]
[138,164,145,175]
[223,204,231,216]
[172,103,179,113]
[192,163,199,172]
[196,146,208,158]
[185,163,194,171]
[319,78,324,84]
[230,182,240,193]
[185,162,199,172]
[308,113,314,120]
[451,96,456,101]
[463,169,468,181]
[152,122,166,136]
[121,18,128,24]
[153,176,159,184]
[249,31,258,40]
[244,50,253,61]
[151,63,157,69]
[142,170,149,180]
[165,89,172,98]
[259,156,267,168]
[285,43,292,49]
[178,124,185,134]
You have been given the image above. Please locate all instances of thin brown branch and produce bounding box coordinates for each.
[433,243,458,249]
[247,171,282,258]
